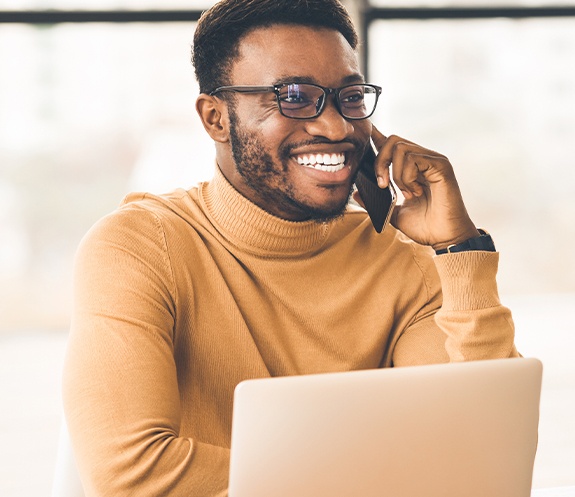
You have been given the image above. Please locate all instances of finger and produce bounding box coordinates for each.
[370,125,387,151]
[378,134,418,163]
[377,135,440,197]
[370,126,392,188]
[387,141,418,199]
[375,160,391,189]
[400,152,428,198]
[376,135,417,195]
[390,142,439,198]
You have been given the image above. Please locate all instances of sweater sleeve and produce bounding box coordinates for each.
[392,250,518,366]
[62,206,229,497]
[433,250,519,361]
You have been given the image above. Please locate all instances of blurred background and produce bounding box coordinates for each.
[1,0,574,495]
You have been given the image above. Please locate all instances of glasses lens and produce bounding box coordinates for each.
[338,85,378,119]
[277,84,324,118]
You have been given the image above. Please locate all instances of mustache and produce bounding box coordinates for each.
[279,137,366,161]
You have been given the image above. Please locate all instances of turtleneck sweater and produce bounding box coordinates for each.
[63,166,518,497]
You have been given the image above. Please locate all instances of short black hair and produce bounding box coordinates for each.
[192,0,359,94]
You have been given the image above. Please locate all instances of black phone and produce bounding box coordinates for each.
[354,141,397,233]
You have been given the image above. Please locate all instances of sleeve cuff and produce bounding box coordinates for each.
[434,251,501,311]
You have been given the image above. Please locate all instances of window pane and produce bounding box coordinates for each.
[369,17,575,295]
[368,18,575,489]
[0,22,215,332]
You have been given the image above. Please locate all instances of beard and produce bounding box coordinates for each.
[228,105,359,223]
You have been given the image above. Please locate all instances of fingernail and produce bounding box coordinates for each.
[377,176,386,188]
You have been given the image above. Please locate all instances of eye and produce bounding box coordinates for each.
[279,84,318,109]
[339,87,365,107]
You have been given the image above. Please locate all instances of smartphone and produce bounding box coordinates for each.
[354,141,397,233]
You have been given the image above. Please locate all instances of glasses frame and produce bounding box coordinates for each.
[209,82,382,120]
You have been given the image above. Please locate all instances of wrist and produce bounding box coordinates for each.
[435,228,496,255]
[432,227,481,252]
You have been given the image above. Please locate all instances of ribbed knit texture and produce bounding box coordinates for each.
[63,166,517,496]
[435,250,501,310]
[201,169,331,256]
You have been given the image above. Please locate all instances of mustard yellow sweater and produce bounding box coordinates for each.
[63,166,518,497]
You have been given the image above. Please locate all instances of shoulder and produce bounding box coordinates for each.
[119,188,198,223]
[76,189,198,268]
[84,188,200,243]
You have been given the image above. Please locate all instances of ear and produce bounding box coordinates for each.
[196,94,230,143]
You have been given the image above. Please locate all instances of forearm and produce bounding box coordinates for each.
[433,250,519,361]
[63,321,230,497]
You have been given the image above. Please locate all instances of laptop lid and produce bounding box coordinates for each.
[229,358,542,497]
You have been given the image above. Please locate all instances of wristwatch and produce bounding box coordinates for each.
[435,228,496,255]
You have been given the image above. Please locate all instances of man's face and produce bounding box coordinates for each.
[219,24,372,222]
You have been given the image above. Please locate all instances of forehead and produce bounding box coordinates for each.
[231,24,362,86]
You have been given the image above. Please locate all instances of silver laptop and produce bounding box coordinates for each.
[229,358,542,497]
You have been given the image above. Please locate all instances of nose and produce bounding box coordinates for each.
[303,96,355,142]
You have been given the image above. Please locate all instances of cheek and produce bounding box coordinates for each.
[243,115,298,158]
[236,94,279,126]
[236,99,288,137]
[356,121,373,142]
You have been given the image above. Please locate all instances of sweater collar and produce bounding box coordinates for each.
[200,165,334,257]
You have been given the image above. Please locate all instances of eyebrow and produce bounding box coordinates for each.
[272,73,366,86]
[342,73,366,84]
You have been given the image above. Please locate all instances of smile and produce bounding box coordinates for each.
[295,153,346,173]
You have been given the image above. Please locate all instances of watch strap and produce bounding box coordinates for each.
[435,228,496,255]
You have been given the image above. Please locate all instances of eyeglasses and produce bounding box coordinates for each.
[209,82,382,120]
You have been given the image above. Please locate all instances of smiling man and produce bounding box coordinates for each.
[63,1,519,496]
[202,26,370,222]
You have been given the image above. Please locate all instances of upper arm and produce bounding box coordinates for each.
[63,207,229,496]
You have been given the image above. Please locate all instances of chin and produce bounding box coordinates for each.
[297,192,353,223]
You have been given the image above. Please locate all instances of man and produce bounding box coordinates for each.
[63,0,518,495]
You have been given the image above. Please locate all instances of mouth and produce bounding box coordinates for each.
[294,152,347,173]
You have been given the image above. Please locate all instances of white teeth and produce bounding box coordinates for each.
[313,163,346,172]
[296,152,346,172]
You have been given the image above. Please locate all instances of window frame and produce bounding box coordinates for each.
[2,3,575,79]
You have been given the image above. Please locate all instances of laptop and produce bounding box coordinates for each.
[228,357,542,497]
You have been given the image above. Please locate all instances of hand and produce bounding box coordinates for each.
[365,126,479,251]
